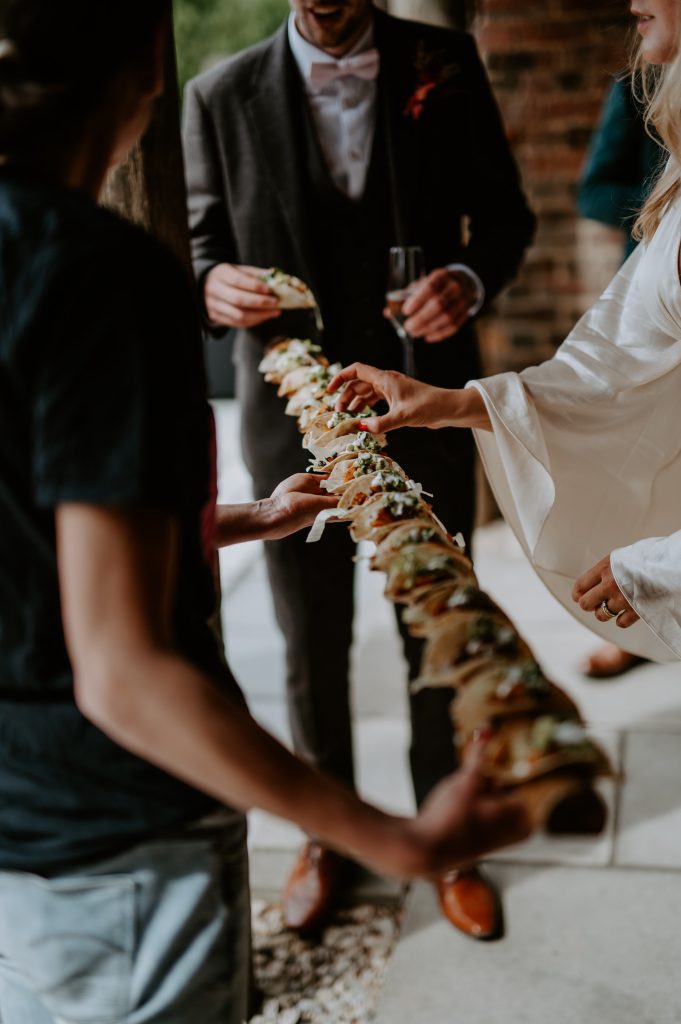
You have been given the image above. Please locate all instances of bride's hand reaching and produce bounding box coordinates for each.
[326,362,492,434]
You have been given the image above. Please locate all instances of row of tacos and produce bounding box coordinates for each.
[259,337,614,834]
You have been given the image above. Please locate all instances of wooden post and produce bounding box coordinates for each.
[101,4,192,276]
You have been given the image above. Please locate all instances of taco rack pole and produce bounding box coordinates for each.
[258,336,613,834]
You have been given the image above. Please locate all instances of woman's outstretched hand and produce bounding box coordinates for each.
[326,362,492,434]
[572,555,640,629]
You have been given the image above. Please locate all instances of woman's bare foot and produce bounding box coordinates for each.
[581,643,647,679]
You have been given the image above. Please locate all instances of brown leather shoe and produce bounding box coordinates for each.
[435,866,503,941]
[282,841,346,932]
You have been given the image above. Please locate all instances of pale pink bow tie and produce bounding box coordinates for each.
[308,48,380,90]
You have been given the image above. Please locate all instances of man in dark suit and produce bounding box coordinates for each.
[183,0,535,940]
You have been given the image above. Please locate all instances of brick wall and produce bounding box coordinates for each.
[472,0,633,374]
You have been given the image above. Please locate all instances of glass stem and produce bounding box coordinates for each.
[402,334,416,379]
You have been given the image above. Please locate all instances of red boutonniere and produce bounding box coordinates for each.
[404,42,461,122]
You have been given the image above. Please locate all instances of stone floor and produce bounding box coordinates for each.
[214,400,681,1024]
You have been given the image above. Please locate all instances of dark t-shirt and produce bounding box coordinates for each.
[0,170,243,873]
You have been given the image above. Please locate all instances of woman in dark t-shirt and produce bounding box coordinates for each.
[0,3,529,1021]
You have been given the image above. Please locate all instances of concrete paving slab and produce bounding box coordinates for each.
[355,718,414,816]
[616,730,681,869]
[527,628,681,730]
[376,868,681,1024]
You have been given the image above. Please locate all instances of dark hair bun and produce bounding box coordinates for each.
[0,0,166,154]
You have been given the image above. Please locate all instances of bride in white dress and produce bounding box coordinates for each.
[328,0,681,663]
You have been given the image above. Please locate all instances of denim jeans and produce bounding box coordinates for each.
[0,815,251,1024]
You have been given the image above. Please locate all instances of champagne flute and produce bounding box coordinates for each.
[386,246,425,379]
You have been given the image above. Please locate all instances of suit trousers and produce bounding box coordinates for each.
[252,416,476,807]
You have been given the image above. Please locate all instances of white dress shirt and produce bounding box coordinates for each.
[287,13,484,312]
[288,13,377,200]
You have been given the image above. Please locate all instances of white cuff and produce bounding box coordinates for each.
[446,263,485,317]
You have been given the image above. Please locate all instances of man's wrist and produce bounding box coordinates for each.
[446,263,485,317]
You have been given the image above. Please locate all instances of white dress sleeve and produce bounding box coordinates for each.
[468,216,681,663]
[611,532,681,659]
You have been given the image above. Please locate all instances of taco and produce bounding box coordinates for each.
[309,430,388,465]
[322,452,400,494]
[278,361,341,398]
[371,521,458,567]
[414,612,532,689]
[295,393,340,429]
[259,338,327,383]
[480,715,613,787]
[382,544,474,603]
[261,268,317,310]
[337,469,414,511]
[402,582,497,636]
[451,660,579,742]
[348,491,435,543]
[303,409,377,451]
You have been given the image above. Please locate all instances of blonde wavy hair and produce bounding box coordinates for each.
[633,38,681,242]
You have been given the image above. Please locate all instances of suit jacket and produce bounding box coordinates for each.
[182,9,535,481]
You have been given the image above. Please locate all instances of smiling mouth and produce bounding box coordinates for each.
[309,5,344,15]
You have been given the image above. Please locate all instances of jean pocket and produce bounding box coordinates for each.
[0,871,135,1024]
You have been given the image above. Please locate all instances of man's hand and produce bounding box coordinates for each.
[404,736,531,876]
[326,363,492,434]
[572,555,640,628]
[393,269,479,343]
[204,263,281,329]
[265,474,338,541]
